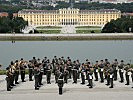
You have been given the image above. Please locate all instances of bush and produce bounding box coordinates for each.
[91,30,95,33]
[102,16,133,33]
[0,15,28,33]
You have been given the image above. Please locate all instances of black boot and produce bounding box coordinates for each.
[89,86,93,88]
[7,88,11,91]
[35,87,39,90]
[15,82,19,84]
[109,86,113,88]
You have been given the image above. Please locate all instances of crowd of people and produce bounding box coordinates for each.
[5,56,133,93]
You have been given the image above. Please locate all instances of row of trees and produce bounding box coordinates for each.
[74,2,133,13]
[0,4,29,13]
[2,2,133,13]
[102,16,133,33]
[0,14,28,33]
[0,1,70,13]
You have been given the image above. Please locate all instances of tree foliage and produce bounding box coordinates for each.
[0,4,29,13]
[74,2,133,13]
[1,2,133,13]
[0,14,28,33]
[102,16,133,33]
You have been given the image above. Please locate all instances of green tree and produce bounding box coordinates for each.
[0,15,28,33]
[102,16,133,33]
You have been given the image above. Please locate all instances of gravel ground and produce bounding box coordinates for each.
[0,74,133,100]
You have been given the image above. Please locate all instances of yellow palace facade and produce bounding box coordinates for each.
[18,8,121,26]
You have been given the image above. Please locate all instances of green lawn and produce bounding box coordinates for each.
[0,70,6,75]
[36,26,62,29]
[38,30,61,34]
[76,26,101,28]
[0,65,133,75]
[76,30,101,33]
[0,69,29,75]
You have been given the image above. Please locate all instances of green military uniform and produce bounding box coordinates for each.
[112,59,118,81]
[14,62,20,84]
[28,61,34,81]
[105,65,110,86]
[76,60,80,79]
[93,61,99,81]
[104,59,110,79]
[80,64,86,84]
[72,62,78,84]
[99,60,104,83]
[68,63,72,79]
[10,64,16,86]
[118,60,124,83]
[58,72,64,95]
[64,68,69,83]
[46,63,52,84]
[88,67,93,88]
[55,66,60,83]
[124,64,130,85]
[6,67,12,91]
[39,65,44,85]
[20,63,26,82]
[34,65,40,90]
[109,66,114,88]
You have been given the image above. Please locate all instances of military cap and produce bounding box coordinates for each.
[121,60,124,62]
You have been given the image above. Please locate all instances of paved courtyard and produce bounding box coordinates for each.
[0,75,133,100]
[61,25,76,34]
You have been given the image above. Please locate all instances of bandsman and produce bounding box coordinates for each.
[55,64,60,83]
[80,63,86,85]
[20,59,27,82]
[46,60,52,84]
[6,66,13,91]
[124,63,130,85]
[72,61,78,84]
[31,57,37,64]
[104,59,110,79]
[14,60,20,84]
[39,63,44,85]
[28,60,34,81]
[93,61,99,81]
[58,71,64,95]
[88,66,94,88]
[76,60,81,79]
[64,64,69,83]
[105,63,111,86]
[112,59,119,81]
[34,64,40,90]
[61,56,66,65]
[86,62,92,87]
[118,60,125,83]
[109,65,114,88]
[99,60,104,83]
[10,61,16,86]
[67,59,72,79]
[42,57,48,75]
